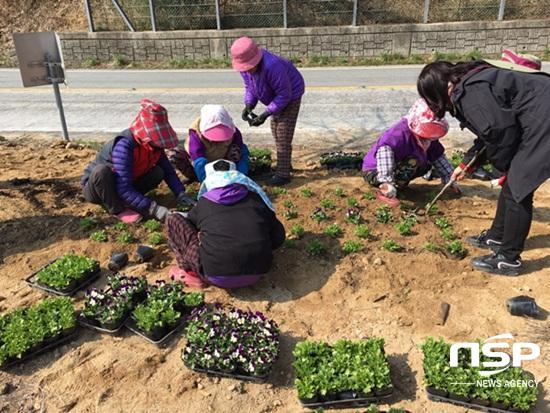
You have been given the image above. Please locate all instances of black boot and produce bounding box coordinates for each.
[471,252,522,276]
[267,175,291,186]
[466,230,502,250]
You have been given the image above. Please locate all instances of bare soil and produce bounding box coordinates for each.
[0,135,548,413]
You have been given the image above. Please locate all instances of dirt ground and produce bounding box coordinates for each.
[0,134,548,413]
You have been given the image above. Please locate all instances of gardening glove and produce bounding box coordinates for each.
[241,105,256,122]
[250,111,270,127]
[490,174,507,188]
[451,165,467,182]
[148,201,169,222]
[379,182,397,198]
[177,192,197,207]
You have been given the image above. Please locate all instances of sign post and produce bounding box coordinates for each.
[13,32,70,141]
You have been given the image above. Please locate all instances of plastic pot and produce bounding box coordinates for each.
[108,252,128,272]
[507,295,540,317]
[337,390,359,400]
[136,245,155,263]
[426,386,448,398]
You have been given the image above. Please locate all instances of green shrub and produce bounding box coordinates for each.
[84,56,99,67]
[113,54,128,67]
[375,205,393,224]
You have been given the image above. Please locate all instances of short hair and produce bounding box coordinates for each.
[213,160,231,171]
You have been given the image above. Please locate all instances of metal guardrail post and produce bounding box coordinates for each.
[111,0,136,32]
[283,0,288,28]
[84,0,95,32]
[352,0,358,26]
[498,0,506,20]
[215,0,221,30]
[149,0,157,31]
[423,0,430,23]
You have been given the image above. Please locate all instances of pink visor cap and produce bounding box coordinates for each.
[230,37,263,72]
[406,98,449,140]
[200,105,236,142]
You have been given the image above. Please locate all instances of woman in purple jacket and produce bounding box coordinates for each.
[362,98,459,200]
[231,36,305,186]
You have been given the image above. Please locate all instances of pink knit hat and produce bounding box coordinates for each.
[406,98,449,140]
[230,37,263,72]
[501,49,541,71]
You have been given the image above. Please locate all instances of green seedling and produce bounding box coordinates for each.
[300,188,314,198]
[345,208,362,225]
[283,239,297,249]
[311,208,329,223]
[447,240,465,255]
[363,191,376,201]
[79,216,97,230]
[324,223,343,238]
[320,198,336,210]
[143,219,162,232]
[283,200,295,209]
[290,224,305,238]
[116,231,135,244]
[284,209,298,220]
[427,204,439,216]
[375,205,393,223]
[90,230,108,243]
[355,224,371,239]
[334,187,345,197]
[440,227,456,241]
[395,219,414,236]
[306,239,327,256]
[113,222,128,231]
[271,187,288,196]
[347,197,359,207]
[434,217,452,230]
[342,240,363,254]
[149,232,164,245]
[382,239,402,252]
[424,241,439,253]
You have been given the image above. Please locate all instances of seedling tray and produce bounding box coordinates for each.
[183,359,270,383]
[125,316,186,347]
[300,389,394,409]
[25,258,101,296]
[77,312,128,335]
[0,326,79,369]
[426,388,529,413]
[320,152,363,170]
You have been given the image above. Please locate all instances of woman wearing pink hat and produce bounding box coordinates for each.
[362,98,458,200]
[169,104,250,183]
[231,36,305,186]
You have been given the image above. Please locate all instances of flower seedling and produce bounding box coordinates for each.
[0,297,76,366]
[345,208,362,225]
[79,216,97,230]
[382,239,402,252]
[427,204,439,216]
[283,239,297,249]
[113,222,128,231]
[35,254,99,289]
[440,227,456,241]
[450,150,465,168]
[394,219,415,236]
[149,232,164,245]
[347,197,359,207]
[306,239,327,256]
[116,231,135,244]
[90,230,108,242]
[342,240,362,254]
[290,224,305,239]
[283,200,295,209]
[284,209,298,220]
[324,223,343,238]
[363,191,376,201]
[271,187,288,196]
[434,217,452,230]
[446,240,465,256]
[311,208,329,223]
[355,224,371,239]
[143,219,161,232]
[424,241,439,253]
[320,198,336,210]
[183,306,279,378]
[334,187,345,197]
[300,188,314,198]
[375,205,393,223]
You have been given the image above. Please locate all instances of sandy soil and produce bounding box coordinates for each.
[0,135,548,413]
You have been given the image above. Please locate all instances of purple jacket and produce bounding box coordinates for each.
[362,118,445,171]
[240,49,305,115]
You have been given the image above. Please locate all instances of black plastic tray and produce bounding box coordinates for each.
[77,312,127,335]
[0,326,79,369]
[125,316,186,347]
[426,388,529,413]
[184,362,270,383]
[25,258,101,296]
[300,389,393,409]
[321,160,363,170]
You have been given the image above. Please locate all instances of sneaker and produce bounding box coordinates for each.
[466,230,502,250]
[267,175,291,186]
[471,253,522,276]
[115,209,142,224]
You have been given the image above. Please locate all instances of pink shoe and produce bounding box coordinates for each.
[169,266,206,289]
[115,209,142,223]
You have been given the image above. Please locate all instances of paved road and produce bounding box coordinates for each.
[0,65,479,147]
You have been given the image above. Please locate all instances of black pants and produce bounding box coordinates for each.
[82,164,164,214]
[488,182,535,260]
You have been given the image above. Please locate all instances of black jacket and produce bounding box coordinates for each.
[187,192,285,277]
[452,66,550,202]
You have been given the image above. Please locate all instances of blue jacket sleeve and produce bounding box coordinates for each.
[193,157,208,182]
[237,144,250,175]
[112,138,151,212]
[157,152,185,197]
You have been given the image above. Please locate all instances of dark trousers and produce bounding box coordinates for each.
[82,164,164,214]
[270,98,301,179]
[488,182,535,260]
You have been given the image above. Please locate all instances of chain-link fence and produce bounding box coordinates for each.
[87,0,550,32]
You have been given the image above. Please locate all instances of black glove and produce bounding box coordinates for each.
[241,105,256,122]
[250,111,270,127]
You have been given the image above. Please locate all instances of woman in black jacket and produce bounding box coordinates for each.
[417,60,550,276]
